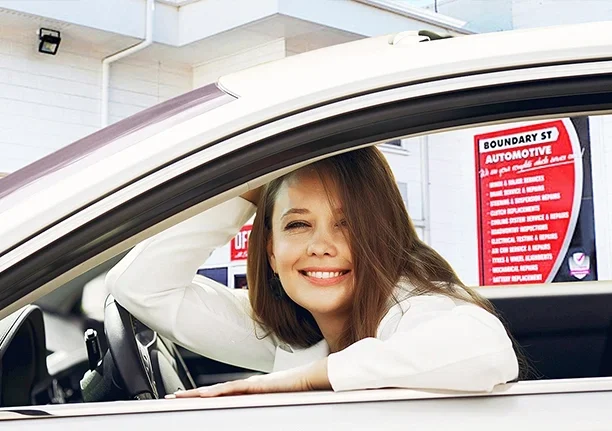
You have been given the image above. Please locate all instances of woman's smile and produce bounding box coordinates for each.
[299,268,352,286]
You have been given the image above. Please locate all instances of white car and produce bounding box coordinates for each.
[1,21,612,430]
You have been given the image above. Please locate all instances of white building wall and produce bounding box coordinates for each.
[512,0,612,29]
[382,141,423,222]
[0,27,192,172]
[393,130,480,286]
[438,0,512,32]
[193,39,285,89]
[0,0,149,40]
[107,58,191,124]
[280,0,469,37]
[425,129,480,286]
[0,29,100,172]
[179,0,278,46]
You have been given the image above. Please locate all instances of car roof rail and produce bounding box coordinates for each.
[389,29,455,45]
[418,29,454,41]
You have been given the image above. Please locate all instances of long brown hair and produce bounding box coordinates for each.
[247,146,497,351]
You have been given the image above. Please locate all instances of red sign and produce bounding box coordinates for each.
[475,119,583,285]
[231,224,252,261]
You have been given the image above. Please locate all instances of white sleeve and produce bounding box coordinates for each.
[106,197,277,373]
[326,295,519,392]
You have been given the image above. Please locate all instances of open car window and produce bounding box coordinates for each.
[199,114,608,290]
[194,114,612,381]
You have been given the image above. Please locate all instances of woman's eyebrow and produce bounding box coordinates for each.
[280,208,310,219]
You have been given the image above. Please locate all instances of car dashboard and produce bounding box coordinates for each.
[0,303,196,407]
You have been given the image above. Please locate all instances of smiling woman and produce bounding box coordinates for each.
[106,145,519,398]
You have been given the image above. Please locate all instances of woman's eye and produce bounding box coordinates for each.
[285,221,309,230]
[336,219,348,228]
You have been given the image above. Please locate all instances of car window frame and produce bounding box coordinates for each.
[4,67,612,316]
[3,58,612,265]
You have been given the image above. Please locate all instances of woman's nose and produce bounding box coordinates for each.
[306,228,338,257]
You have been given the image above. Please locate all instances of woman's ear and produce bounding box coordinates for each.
[267,237,277,273]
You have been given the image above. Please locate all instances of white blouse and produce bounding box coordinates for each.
[106,197,519,392]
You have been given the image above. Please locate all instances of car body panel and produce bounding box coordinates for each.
[3,392,612,430]
[219,21,612,102]
[2,378,612,427]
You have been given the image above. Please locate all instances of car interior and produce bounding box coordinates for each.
[1,219,610,407]
[0,248,267,407]
[2,267,611,407]
[494,292,612,380]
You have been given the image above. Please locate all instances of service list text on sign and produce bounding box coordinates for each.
[474,120,583,286]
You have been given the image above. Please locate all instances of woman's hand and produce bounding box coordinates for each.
[166,358,331,398]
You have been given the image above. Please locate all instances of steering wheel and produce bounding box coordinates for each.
[104,295,193,400]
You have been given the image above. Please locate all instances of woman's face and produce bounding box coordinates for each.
[267,170,355,319]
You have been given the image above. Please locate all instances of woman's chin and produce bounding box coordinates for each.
[287,278,353,316]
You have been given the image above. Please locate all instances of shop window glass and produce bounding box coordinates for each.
[197,267,228,286]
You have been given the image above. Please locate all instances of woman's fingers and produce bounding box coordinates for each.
[166,387,203,398]
[164,362,326,399]
[167,380,256,399]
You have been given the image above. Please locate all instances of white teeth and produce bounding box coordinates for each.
[305,271,343,279]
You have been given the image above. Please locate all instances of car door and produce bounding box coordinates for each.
[3,61,612,316]
[2,25,612,428]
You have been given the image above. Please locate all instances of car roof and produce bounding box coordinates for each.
[219,21,612,102]
[3,20,612,216]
